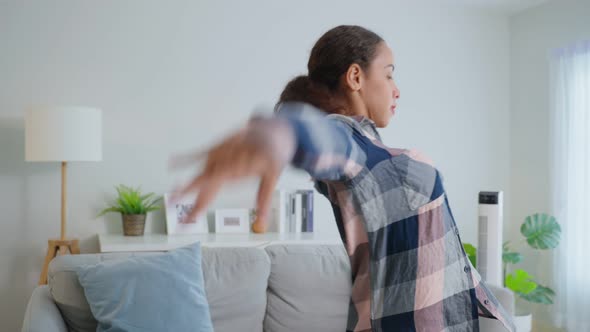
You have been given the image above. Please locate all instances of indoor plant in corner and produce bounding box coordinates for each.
[463,213,561,332]
[98,185,162,236]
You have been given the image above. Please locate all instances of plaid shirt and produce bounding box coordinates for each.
[276,102,516,332]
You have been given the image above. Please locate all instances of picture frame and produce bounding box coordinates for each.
[214,209,251,234]
[164,193,209,235]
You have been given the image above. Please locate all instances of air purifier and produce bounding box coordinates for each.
[477,191,503,286]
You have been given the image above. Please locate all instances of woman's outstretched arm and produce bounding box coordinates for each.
[170,102,366,230]
[264,101,367,181]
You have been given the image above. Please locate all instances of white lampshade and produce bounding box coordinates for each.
[25,106,102,162]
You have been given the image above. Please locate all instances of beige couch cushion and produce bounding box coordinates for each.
[48,246,270,332]
[263,244,351,332]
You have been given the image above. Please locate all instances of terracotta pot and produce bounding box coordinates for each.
[122,214,146,236]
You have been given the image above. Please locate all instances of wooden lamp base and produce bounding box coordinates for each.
[38,239,80,285]
[37,162,81,285]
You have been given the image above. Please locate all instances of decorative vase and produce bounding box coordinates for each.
[122,214,146,236]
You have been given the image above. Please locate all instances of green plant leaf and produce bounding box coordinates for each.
[503,252,522,264]
[141,193,155,202]
[502,242,523,265]
[462,243,477,268]
[117,197,133,214]
[502,242,522,264]
[98,185,162,217]
[521,213,561,250]
[519,284,555,304]
[144,196,161,209]
[505,269,537,294]
[97,207,123,217]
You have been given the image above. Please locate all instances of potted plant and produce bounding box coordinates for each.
[463,213,561,332]
[98,185,162,236]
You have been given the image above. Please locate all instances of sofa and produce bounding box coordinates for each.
[22,244,514,332]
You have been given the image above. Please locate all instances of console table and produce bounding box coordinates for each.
[98,232,343,252]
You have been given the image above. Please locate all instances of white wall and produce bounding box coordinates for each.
[0,1,510,330]
[509,0,590,328]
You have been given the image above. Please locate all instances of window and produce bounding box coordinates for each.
[550,40,590,331]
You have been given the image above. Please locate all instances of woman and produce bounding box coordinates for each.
[173,25,515,332]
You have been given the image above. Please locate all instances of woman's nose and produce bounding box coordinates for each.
[393,85,400,99]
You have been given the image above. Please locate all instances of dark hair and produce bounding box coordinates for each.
[276,25,384,114]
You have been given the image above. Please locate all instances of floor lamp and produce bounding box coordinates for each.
[25,106,102,285]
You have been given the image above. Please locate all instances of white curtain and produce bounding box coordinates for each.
[550,41,590,331]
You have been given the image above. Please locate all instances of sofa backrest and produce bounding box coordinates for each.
[48,246,271,332]
[263,244,351,332]
[46,243,514,332]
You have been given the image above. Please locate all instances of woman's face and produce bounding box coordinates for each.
[361,42,400,128]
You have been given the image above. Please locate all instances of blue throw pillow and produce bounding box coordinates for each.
[76,242,213,332]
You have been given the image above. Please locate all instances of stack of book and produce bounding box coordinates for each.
[271,189,314,233]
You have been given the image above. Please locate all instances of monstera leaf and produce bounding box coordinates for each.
[519,284,555,304]
[521,213,561,250]
[505,269,537,295]
[502,241,523,264]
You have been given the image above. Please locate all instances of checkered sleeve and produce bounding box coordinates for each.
[275,102,367,181]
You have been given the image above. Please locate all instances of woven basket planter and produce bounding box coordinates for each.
[122,214,146,236]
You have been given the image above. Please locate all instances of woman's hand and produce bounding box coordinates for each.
[169,117,296,232]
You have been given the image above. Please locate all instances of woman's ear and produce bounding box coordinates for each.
[344,63,363,91]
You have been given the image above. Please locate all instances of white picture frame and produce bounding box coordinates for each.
[214,209,250,234]
[164,193,209,235]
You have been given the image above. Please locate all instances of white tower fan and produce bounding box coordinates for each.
[477,191,504,286]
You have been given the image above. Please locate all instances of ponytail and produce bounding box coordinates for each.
[275,75,343,114]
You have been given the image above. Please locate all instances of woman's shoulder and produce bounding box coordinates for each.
[375,147,436,170]
[401,148,435,167]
